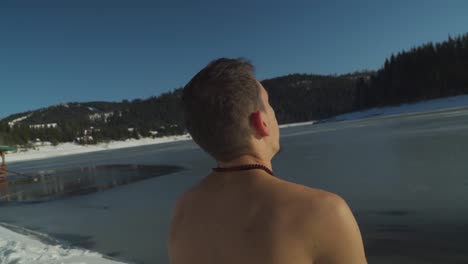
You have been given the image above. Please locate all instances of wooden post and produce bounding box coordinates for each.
[0,150,5,166]
[0,149,12,201]
[0,151,7,182]
[0,164,9,201]
[0,164,6,182]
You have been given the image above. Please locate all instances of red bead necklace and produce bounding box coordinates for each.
[212,164,274,176]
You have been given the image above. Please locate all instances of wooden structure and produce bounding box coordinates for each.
[0,146,15,200]
[0,146,15,181]
[0,146,15,166]
[0,164,7,200]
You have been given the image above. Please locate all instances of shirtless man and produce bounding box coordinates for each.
[168,58,367,264]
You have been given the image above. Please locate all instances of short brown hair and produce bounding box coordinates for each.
[182,58,264,162]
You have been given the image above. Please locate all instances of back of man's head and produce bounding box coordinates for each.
[182,58,264,162]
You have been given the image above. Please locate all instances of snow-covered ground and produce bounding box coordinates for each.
[279,120,315,128]
[0,223,124,264]
[7,114,31,127]
[328,94,468,122]
[7,135,193,163]
[5,94,468,164]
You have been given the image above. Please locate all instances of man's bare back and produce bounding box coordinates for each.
[168,171,367,264]
[173,58,366,263]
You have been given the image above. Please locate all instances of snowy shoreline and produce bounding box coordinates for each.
[5,94,468,164]
[5,122,317,164]
[6,134,194,163]
[328,94,468,122]
[0,223,126,264]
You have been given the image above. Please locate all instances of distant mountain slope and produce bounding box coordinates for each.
[2,102,123,126]
[263,72,372,123]
[0,89,186,146]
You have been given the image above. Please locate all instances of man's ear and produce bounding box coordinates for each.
[250,111,270,137]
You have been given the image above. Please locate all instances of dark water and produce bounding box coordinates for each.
[1,107,468,263]
[1,164,184,204]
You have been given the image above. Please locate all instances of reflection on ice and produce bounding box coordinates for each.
[0,164,184,203]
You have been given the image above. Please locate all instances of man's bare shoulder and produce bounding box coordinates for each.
[285,181,354,233]
[264,179,345,235]
[272,179,342,211]
[168,185,199,240]
[273,180,366,263]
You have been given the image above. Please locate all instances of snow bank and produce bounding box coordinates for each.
[279,121,315,128]
[329,94,468,122]
[7,135,193,163]
[7,114,31,127]
[0,223,125,264]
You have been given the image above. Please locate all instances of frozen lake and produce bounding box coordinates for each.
[1,106,468,263]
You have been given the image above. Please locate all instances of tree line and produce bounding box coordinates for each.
[358,33,468,108]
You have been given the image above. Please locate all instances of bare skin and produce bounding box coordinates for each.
[169,82,367,264]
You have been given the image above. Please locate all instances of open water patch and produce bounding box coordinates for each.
[0,164,184,204]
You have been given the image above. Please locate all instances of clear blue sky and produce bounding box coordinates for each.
[1,0,467,118]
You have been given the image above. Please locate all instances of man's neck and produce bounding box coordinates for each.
[217,154,273,172]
